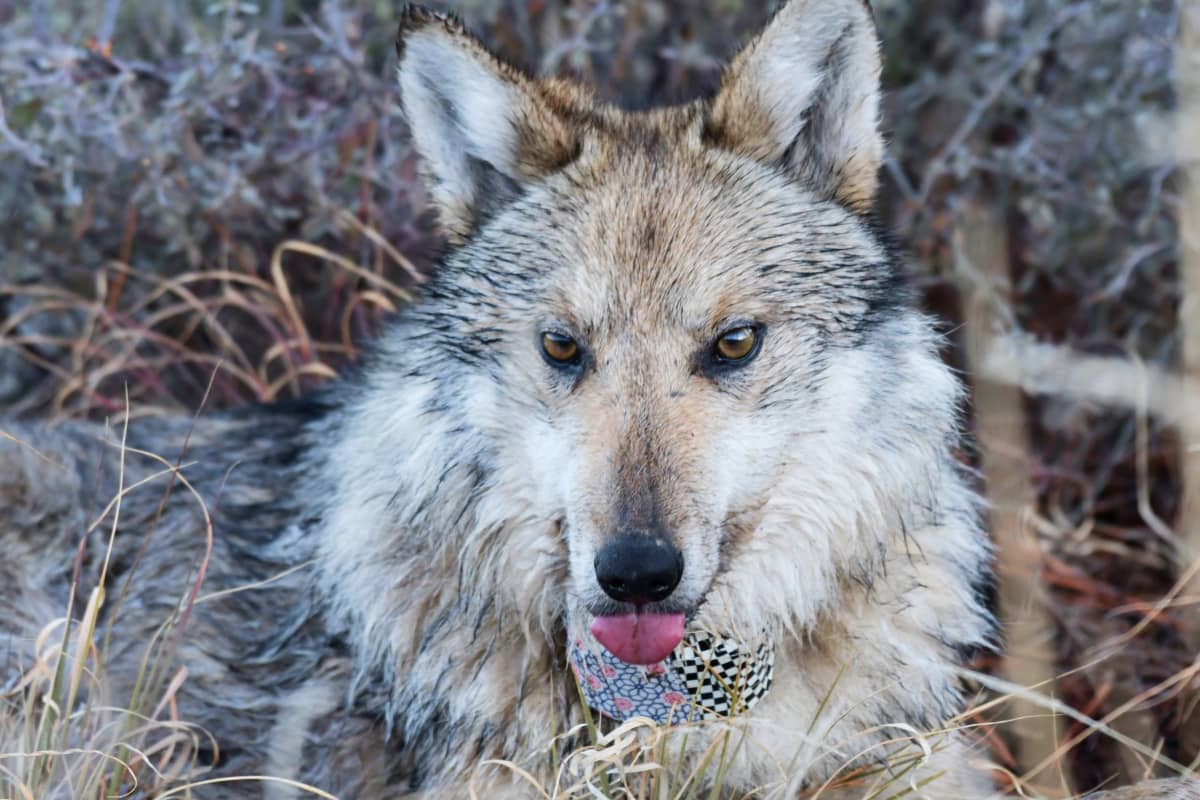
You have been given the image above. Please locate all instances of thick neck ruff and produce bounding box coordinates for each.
[568,627,775,725]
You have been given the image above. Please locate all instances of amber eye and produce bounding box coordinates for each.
[541,331,580,365]
[713,326,760,364]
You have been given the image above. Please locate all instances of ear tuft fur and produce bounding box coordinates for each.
[395,5,579,243]
[395,5,462,64]
[705,0,883,213]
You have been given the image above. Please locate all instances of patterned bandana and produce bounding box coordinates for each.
[568,629,775,725]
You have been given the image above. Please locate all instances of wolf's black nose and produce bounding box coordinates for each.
[594,535,683,605]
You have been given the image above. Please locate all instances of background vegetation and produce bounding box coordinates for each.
[0,0,1195,796]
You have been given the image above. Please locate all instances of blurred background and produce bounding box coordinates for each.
[0,0,1194,795]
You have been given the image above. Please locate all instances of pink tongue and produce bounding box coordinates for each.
[590,612,685,665]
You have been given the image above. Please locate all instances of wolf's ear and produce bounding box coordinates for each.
[396,7,579,242]
[705,0,883,213]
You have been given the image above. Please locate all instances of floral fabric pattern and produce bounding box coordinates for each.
[568,630,775,725]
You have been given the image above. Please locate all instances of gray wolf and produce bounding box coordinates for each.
[1,1,998,796]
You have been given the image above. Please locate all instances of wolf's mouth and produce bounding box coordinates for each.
[590,611,685,665]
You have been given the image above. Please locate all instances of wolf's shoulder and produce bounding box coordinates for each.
[1,418,109,528]
[0,396,334,534]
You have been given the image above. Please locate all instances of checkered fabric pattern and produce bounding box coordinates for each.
[673,632,775,718]
[568,628,775,724]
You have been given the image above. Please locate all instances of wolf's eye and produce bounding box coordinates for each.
[541,331,580,366]
[713,326,760,364]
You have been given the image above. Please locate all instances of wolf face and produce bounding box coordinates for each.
[383,0,942,663]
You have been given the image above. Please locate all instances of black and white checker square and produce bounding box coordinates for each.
[667,632,775,719]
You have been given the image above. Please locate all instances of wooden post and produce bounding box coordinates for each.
[1175,0,1200,765]
[955,205,1075,797]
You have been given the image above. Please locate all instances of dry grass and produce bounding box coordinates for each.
[0,0,1196,797]
[0,407,341,799]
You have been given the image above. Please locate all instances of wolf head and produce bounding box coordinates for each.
[321,0,984,678]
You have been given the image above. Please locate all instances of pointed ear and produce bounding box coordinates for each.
[705,0,883,213]
[396,7,580,242]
